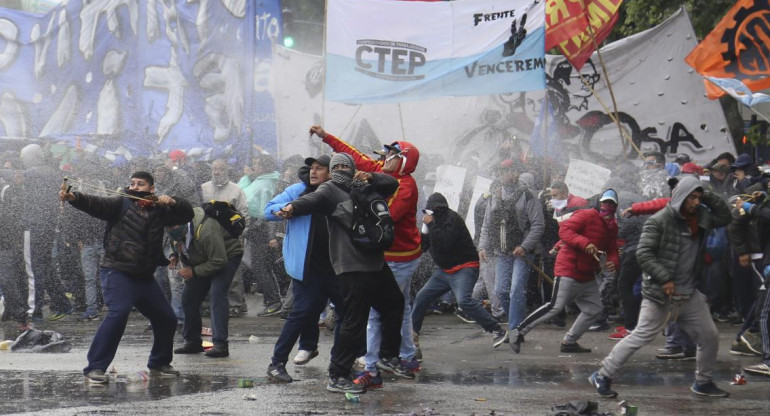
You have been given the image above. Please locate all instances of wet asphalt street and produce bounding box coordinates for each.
[1,295,769,415]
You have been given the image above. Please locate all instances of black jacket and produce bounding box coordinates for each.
[69,193,194,279]
[423,193,479,270]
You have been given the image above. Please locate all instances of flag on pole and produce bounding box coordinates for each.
[545,0,623,70]
[324,0,545,104]
[528,100,562,162]
[685,0,770,99]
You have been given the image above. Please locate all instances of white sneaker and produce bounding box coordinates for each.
[293,349,319,365]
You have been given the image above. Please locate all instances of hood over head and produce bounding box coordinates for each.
[668,176,704,214]
[425,192,449,213]
[20,144,45,168]
[386,141,419,176]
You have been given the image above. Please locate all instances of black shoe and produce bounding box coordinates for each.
[84,369,109,385]
[267,362,293,383]
[376,357,415,379]
[492,327,509,348]
[148,365,180,377]
[327,376,364,394]
[546,318,566,328]
[560,342,591,353]
[588,321,610,331]
[205,343,229,358]
[174,343,204,354]
[656,347,694,360]
[690,381,729,397]
[510,332,525,354]
[455,308,476,324]
[589,371,617,398]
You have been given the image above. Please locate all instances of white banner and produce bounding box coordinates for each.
[433,165,467,211]
[273,9,734,170]
[564,159,611,199]
[325,0,545,104]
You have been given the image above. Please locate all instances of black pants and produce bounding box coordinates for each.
[328,265,404,379]
[0,248,28,324]
[616,249,642,330]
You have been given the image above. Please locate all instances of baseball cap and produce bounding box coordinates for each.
[304,154,331,167]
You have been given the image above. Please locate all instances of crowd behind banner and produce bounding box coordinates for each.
[1,133,770,395]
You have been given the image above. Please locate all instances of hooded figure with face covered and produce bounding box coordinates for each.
[590,176,732,399]
[509,189,620,356]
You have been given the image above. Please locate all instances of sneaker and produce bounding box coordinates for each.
[204,343,229,358]
[455,308,476,324]
[656,347,695,360]
[267,362,293,383]
[353,371,383,390]
[257,302,283,317]
[293,349,319,365]
[376,357,415,379]
[588,371,617,398]
[545,317,566,328]
[510,332,525,354]
[608,328,631,340]
[323,306,336,332]
[588,321,610,331]
[84,369,108,385]
[401,357,421,373]
[740,332,763,356]
[48,310,71,322]
[560,342,591,353]
[690,381,729,397]
[492,327,509,348]
[327,376,365,394]
[174,343,204,354]
[744,363,770,376]
[229,306,244,318]
[730,340,760,357]
[148,365,180,378]
[79,309,99,321]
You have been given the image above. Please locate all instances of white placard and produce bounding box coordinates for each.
[464,176,493,237]
[433,165,467,211]
[564,159,611,199]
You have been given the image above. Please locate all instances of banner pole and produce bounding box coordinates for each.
[398,103,406,140]
[578,0,634,159]
[321,0,329,127]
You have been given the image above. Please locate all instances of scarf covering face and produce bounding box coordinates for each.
[330,153,356,188]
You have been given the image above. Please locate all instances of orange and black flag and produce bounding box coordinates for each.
[545,0,623,70]
[685,0,770,99]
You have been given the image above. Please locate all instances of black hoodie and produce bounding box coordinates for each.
[423,193,479,271]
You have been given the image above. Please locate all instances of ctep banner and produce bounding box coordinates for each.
[324,0,546,104]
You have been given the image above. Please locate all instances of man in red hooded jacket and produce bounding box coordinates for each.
[510,189,620,355]
[310,125,422,384]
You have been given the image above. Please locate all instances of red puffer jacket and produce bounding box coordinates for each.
[553,208,619,282]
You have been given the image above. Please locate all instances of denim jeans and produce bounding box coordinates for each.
[181,256,241,345]
[168,269,185,323]
[84,268,177,374]
[364,258,420,371]
[271,272,345,365]
[412,266,498,334]
[495,254,534,329]
[80,243,103,312]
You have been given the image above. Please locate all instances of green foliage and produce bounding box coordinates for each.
[744,122,770,147]
[609,0,735,41]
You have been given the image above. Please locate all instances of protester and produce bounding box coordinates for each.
[59,171,194,384]
[170,205,243,358]
[590,176,731,398]
[263,155,346,383]
[275,153,404,394]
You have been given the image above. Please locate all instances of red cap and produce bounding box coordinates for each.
[681,162,702,174]
[169,149,186,161]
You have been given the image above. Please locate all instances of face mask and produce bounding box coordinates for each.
[599,202,617,219]
[551,199,568,210]
[167,225,188,242]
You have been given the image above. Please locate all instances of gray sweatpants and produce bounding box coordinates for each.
[515,276,603,344]
[599,290,718,383]
[472,257,505,318]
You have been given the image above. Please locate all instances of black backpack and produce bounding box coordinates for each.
[200,200,246,237]
[333,183,395,252]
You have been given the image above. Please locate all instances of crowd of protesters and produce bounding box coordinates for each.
[2,133,770,398]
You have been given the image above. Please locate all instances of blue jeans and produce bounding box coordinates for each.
[495,254,534,330]
[84,268,177,374]
[80,243,103,312]
[271,272,346,365]
[181,256,242,345]
[412,266,498,334]
[364,259,419,371]
[168,269,185,323]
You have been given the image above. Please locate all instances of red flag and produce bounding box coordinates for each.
[685,0,770,99]
[546,0,623,70]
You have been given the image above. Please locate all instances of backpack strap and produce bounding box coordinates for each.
[195,215,209,240]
